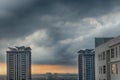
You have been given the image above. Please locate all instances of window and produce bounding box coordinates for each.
[119,46,120,56]
[98,54,100,60]
[111,48,114,58]
[99,66,101,74]
[103,65,106,74]
[106,50,110,62]
[116,47,118,57]
[100,54,102,60]
[101,66,103,74]
[98,54,102,61]
[111,63,118,74]
[103,52,105,60]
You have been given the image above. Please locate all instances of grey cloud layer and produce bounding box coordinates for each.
[0,0,120,39]
[0,0,120,65]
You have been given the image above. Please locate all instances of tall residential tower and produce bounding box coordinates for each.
[78,49,95,80]
[7,46,31,80]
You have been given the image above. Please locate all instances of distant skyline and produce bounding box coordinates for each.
[0,0,120,74]
[0,63,77,75]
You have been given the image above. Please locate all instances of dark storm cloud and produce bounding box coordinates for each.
[0,0,120,65]
[0,0,120,39]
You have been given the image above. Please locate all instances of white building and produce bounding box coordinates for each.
[95,37,120,80]
[6,46,31,80]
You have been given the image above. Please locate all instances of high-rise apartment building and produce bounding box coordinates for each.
[6,46,31,80]
[78,49,95,80]
[95,37,120,80]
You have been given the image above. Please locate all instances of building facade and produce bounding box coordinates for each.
[95,37,120,80]
[78,49,95,80]
[7,46,31,80]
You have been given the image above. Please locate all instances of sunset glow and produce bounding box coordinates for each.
[32,64,78,74]
[0,63,77,75]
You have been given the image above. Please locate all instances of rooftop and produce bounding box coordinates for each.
[78,49,94,54]
[8,46,31,51]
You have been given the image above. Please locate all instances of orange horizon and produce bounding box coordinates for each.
[0,63,78,75]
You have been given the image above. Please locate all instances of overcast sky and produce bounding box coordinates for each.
[0,0,120,66]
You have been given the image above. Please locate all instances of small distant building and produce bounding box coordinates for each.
[78,49,95,80]
[95,37,113,47]
[46,72,54,80]
[6,46,32,80]
[45,73,77,80]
